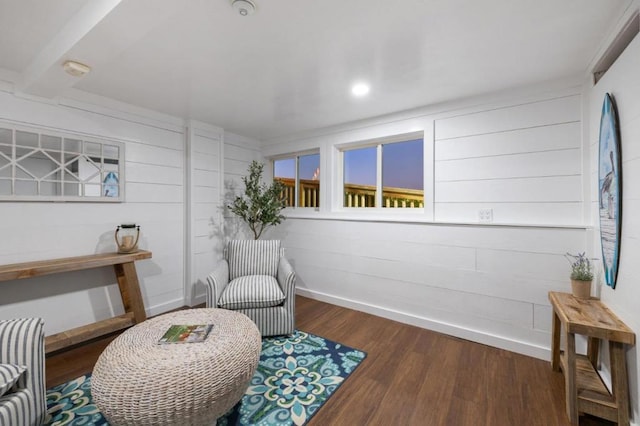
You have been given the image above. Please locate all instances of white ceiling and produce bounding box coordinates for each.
[0,0,632,140]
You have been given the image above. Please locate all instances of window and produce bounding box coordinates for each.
[274,153,320,208]
[342,134,423,208]
[382,139,423,207]
[274,158,295,206]
[343,146,376,207]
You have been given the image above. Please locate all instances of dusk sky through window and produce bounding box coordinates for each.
[343,138,423,189]
[274,154,319,180]
[274,138,423,190]
[382,139,423,189]
[274,158,295,178]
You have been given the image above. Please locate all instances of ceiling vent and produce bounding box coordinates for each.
[592,11,639,84]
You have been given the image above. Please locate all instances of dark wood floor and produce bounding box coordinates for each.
[47,296,612,425]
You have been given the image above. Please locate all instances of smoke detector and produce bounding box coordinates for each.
[232,0,256,16]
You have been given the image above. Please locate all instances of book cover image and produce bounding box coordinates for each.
[158,324,213,344]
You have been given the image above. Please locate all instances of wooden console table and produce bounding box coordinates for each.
[549,291,635,425]
[0,251,152,354]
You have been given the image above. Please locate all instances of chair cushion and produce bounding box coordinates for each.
[218,275,285,310]
[0,364,26,397]
[227,240,281,281]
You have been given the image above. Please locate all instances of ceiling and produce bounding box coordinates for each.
[0,0,632,141]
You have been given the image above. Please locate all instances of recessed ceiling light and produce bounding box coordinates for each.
[351,82,370,97]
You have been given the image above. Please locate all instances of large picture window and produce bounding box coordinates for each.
[342,134,423,208]
[274,153,320,208]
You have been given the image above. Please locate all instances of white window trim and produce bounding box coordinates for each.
[269,124,435,222]
[272,149,320,210]
[335,130,427,215]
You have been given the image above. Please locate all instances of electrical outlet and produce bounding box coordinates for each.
[478,208,493,223]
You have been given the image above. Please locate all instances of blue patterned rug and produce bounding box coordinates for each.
[46,330,366,426]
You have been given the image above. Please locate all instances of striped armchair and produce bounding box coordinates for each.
[206,240,296,336]
[0,318,47,426]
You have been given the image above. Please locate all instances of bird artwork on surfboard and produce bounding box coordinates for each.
[598,93,622,289]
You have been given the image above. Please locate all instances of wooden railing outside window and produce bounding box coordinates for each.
[275,178,423,208]
[276,177,320,208]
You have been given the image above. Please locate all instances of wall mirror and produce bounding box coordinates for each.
[0,122,124,202]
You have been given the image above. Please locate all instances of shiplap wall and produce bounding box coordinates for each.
[270,219,585,357]
[435,96,583,224]
[588,31,640,422]
[187,121,223,305]
[222,131,264,242]
[266,83,589,359]
[0,90,186,335]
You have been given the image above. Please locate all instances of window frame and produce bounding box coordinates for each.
[337,131,425,212]
[272,149,321,209]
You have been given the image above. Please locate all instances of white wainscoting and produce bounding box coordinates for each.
[221,131,264,240]
[434,95,583,224]
[588,29,640,424]
[271,218,585,360]
[187,122,223,306]
[263,82,589,361]
[0,90,186,336]
[190,130,264,306]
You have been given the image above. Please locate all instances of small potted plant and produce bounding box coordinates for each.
[565,252,593,299]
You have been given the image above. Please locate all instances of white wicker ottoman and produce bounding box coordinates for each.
[91,308,261,426]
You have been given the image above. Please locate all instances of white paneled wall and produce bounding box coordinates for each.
[266,82,589,359]
[434,95,583,224]
[588,30,640,422]
[222,131,264,241]
[0,90,186,335]
[187,122,223,305]
[271,219,585,358]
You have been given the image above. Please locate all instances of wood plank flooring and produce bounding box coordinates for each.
[46,295,613,425]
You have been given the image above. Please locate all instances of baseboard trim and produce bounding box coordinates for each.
[191,293,207,307]
[296,288,550,361]
[146,298,186,317]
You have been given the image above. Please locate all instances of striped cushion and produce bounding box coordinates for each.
[218,276,285,309]
[0,388,34,426]
[227,240,281,281]
[0,364,26,397]
[0,318,46,426]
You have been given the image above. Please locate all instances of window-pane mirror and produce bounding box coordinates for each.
[0,122,125,202]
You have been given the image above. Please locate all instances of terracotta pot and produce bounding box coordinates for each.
[571,279,592,299]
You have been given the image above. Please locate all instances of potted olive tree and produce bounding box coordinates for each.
[228,160,287,239]
[565,252,593,299]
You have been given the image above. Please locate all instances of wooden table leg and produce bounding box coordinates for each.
[610,341,630,426]
[565,331,578,425]
[551,310,561,371]
[114,262,147,324]
[587,337,600,368]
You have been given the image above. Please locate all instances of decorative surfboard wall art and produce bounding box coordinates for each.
[598,93,622,289]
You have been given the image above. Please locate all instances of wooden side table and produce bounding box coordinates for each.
[549,291,635,425]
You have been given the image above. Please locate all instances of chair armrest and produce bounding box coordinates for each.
[277,256,296,298]
[205,260,230,308]
[0,318,45,384]
[0,318,46,424]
